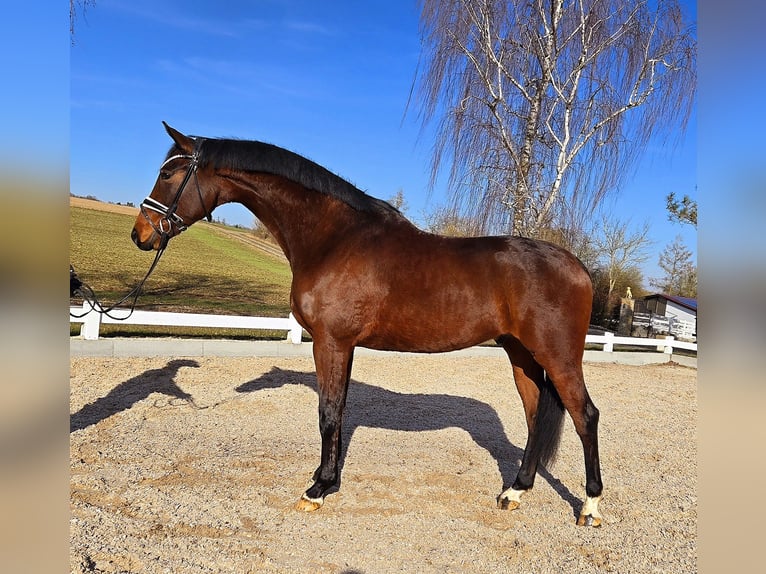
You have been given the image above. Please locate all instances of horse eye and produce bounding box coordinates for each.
[160,171,171,180]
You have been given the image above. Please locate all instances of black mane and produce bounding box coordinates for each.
[180,137,401,217]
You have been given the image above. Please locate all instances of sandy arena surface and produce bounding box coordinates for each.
[70,355,696,573]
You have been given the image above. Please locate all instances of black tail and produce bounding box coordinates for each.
[527,374,565,470]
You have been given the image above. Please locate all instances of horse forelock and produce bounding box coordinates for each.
[186,137,401,217]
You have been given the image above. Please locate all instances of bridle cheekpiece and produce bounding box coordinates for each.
[140,142,212,247]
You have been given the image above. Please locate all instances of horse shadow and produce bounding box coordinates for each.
[236,367,580,515]
[70,359,200,433]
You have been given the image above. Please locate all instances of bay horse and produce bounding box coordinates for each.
[131,122,603,526]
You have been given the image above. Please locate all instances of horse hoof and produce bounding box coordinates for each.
[576,513,602,527]
[496,497,520,511]
[496,487,525,511]
[577,495,602,526]
[295,494,323,512]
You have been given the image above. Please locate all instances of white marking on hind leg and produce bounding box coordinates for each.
[577,495,603,527]
[497,486,528,510]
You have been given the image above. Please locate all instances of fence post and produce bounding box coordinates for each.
[287,313,302,344]
[603,332,614,353]
[661,335,674,355]
[80,302,102,340]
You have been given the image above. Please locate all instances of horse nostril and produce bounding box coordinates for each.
[131,228,139,245]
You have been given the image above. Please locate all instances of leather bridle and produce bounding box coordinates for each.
[140,142,213,248]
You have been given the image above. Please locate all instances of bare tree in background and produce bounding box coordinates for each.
[651,235,696,297]
[423,204,477,236]
[592,216,651,315]
[387,189,409,214]
[411,0,696,237]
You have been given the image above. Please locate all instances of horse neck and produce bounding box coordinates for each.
[216,170,360,266]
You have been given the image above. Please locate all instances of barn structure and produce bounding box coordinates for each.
[632,293,697,341]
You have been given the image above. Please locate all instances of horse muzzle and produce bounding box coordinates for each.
[131,226,159,251]
[132,199,187,250]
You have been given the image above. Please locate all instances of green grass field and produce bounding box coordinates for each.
[70,204,294,338]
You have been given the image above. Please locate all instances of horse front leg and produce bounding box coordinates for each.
[295,339,354,512]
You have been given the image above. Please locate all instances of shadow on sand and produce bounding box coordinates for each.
[236,366,580,515]
[70,359,200,433]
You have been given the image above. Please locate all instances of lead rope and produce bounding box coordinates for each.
[69,245,166,320]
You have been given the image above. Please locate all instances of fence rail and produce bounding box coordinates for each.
[631,312,696,340]
[70,304,697,354]
[586,332,697,354]
[70,303,304,344]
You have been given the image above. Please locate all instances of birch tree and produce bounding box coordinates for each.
[411,0,696,237]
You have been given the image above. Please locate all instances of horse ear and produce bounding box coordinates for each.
[162,121,195,153]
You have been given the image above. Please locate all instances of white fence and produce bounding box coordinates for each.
[669,317,696,340]
[70,303,304,344]
[70,304,697,355]
[631,312,696,341]
[586,332,696,354]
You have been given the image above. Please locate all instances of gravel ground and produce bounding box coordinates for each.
[70,355,696,573]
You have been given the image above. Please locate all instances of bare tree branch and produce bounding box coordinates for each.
[410,0,696,238]
[70,0,96,45]
[650,235,696,296]
[593,216,651,303]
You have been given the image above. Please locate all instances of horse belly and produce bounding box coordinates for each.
[358,291,503,353]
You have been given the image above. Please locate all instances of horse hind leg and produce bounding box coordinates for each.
[543,360,604,527]
[497,337,565,511]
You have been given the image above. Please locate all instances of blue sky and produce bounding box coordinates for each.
[71,0,697,283]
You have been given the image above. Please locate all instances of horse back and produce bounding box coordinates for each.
[290,224,591,353]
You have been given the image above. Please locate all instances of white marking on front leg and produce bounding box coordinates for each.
[577,495,603,527]
[497,487,527,510]
[581,495,601,517]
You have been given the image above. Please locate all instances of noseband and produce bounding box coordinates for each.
[140,144,213,247]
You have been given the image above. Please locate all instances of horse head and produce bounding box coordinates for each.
[131,122,214,251]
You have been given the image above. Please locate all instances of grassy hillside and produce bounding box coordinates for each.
[70,200,293,338]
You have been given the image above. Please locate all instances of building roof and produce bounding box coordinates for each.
[645,293,697,312]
